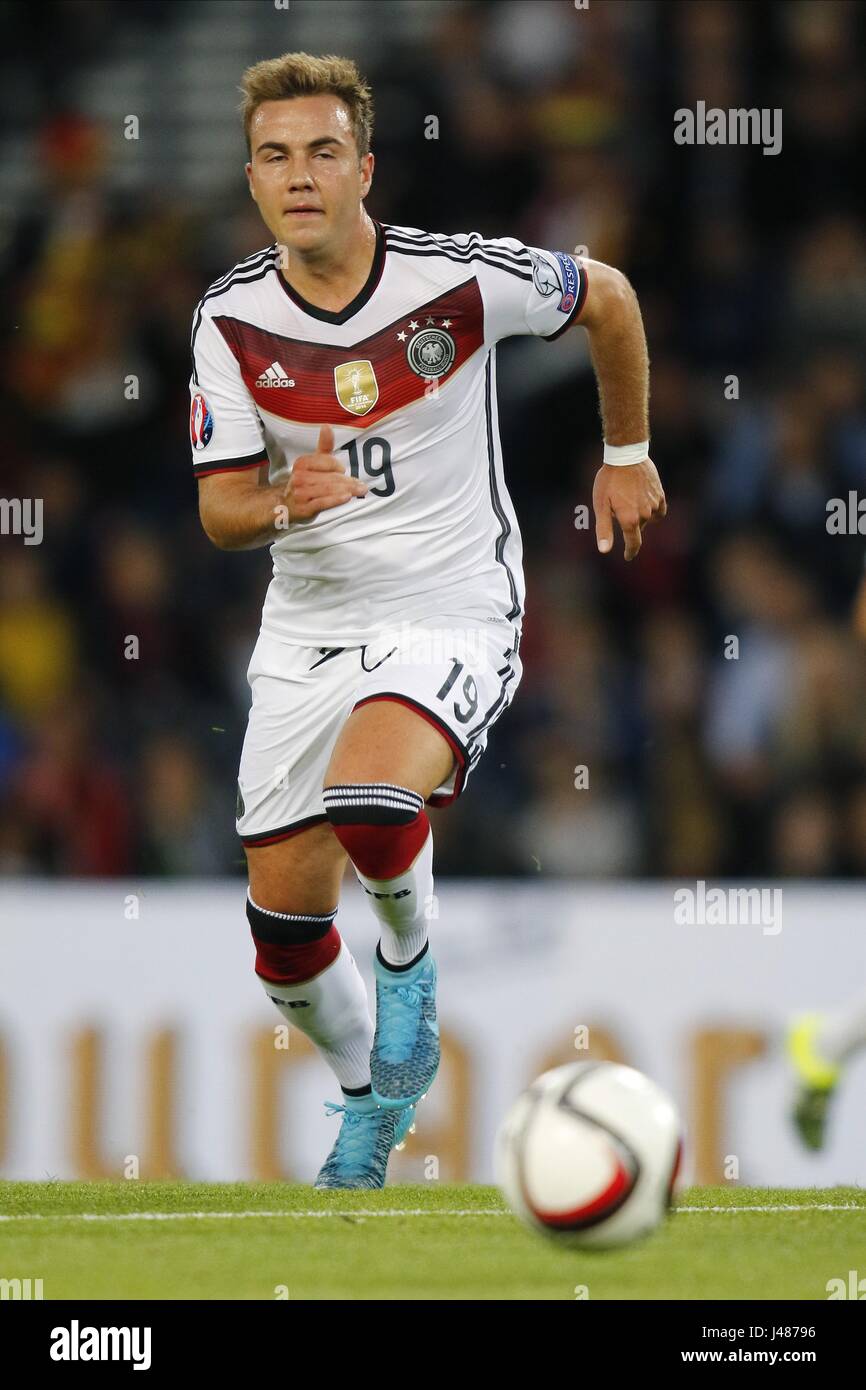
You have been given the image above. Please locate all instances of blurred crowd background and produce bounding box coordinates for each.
[1,0,865,880]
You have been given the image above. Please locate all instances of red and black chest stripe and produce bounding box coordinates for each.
[213,278,484,428]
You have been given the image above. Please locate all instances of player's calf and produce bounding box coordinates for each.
[322,782,440,1108]
[246,893,375,1096]
[323,782,432,962]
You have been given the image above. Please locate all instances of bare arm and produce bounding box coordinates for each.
[198,465,288,551]
[579,258,666,560]
[197,425,368,551]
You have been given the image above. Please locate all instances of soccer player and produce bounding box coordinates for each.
[190,53,666,1188]
[786,569,866,1151]
[787,1000,866,1149]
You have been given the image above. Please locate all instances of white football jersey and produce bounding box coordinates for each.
[189,220,587,647]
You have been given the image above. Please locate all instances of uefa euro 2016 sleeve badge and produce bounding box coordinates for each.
[190,393,214,449]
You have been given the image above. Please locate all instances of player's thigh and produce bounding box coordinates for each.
[323,698,455,800]
[327,620,522,805]
[244,820,348,913]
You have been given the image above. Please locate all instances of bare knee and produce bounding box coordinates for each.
[324,700,455,797]
[245,822,348,913]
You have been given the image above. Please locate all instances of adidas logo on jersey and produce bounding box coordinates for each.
[256,361,295,388]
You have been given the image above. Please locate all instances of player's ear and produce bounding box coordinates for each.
[245,162,257,202]
[359,151,374,199]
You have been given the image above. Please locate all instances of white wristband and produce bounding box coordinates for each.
[603,440,649,467]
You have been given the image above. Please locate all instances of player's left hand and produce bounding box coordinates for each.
[593,458,667,561]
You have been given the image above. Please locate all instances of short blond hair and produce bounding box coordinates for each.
[240,52,373,157]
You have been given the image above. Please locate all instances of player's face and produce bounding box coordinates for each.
[245,95,373,254]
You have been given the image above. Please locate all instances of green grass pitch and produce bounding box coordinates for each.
[1,1183,863,1300]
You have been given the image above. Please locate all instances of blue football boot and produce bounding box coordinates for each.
[371,949,440,1109]
[313,1093,415,1190]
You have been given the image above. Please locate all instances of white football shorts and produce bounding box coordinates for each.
[236,617,522,847]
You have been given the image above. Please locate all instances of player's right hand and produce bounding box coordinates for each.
[283,424,368,521]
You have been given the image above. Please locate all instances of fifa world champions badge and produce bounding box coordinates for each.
[190,392,214,449]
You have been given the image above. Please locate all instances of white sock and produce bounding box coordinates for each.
[355,825,434,967]
[815,993,866,1066]
[258,942,374,1090]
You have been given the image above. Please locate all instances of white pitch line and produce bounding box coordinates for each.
[676,1204,863,1213]
[0,1203,862,1223]
[0,1209,507,1222]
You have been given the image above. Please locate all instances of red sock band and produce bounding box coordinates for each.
[252,925,341,984]
[331,810,430,879]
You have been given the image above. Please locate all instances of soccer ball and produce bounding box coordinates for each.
[494,1061,683,1249]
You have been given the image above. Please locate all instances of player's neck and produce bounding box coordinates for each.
[280,213,378,314]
